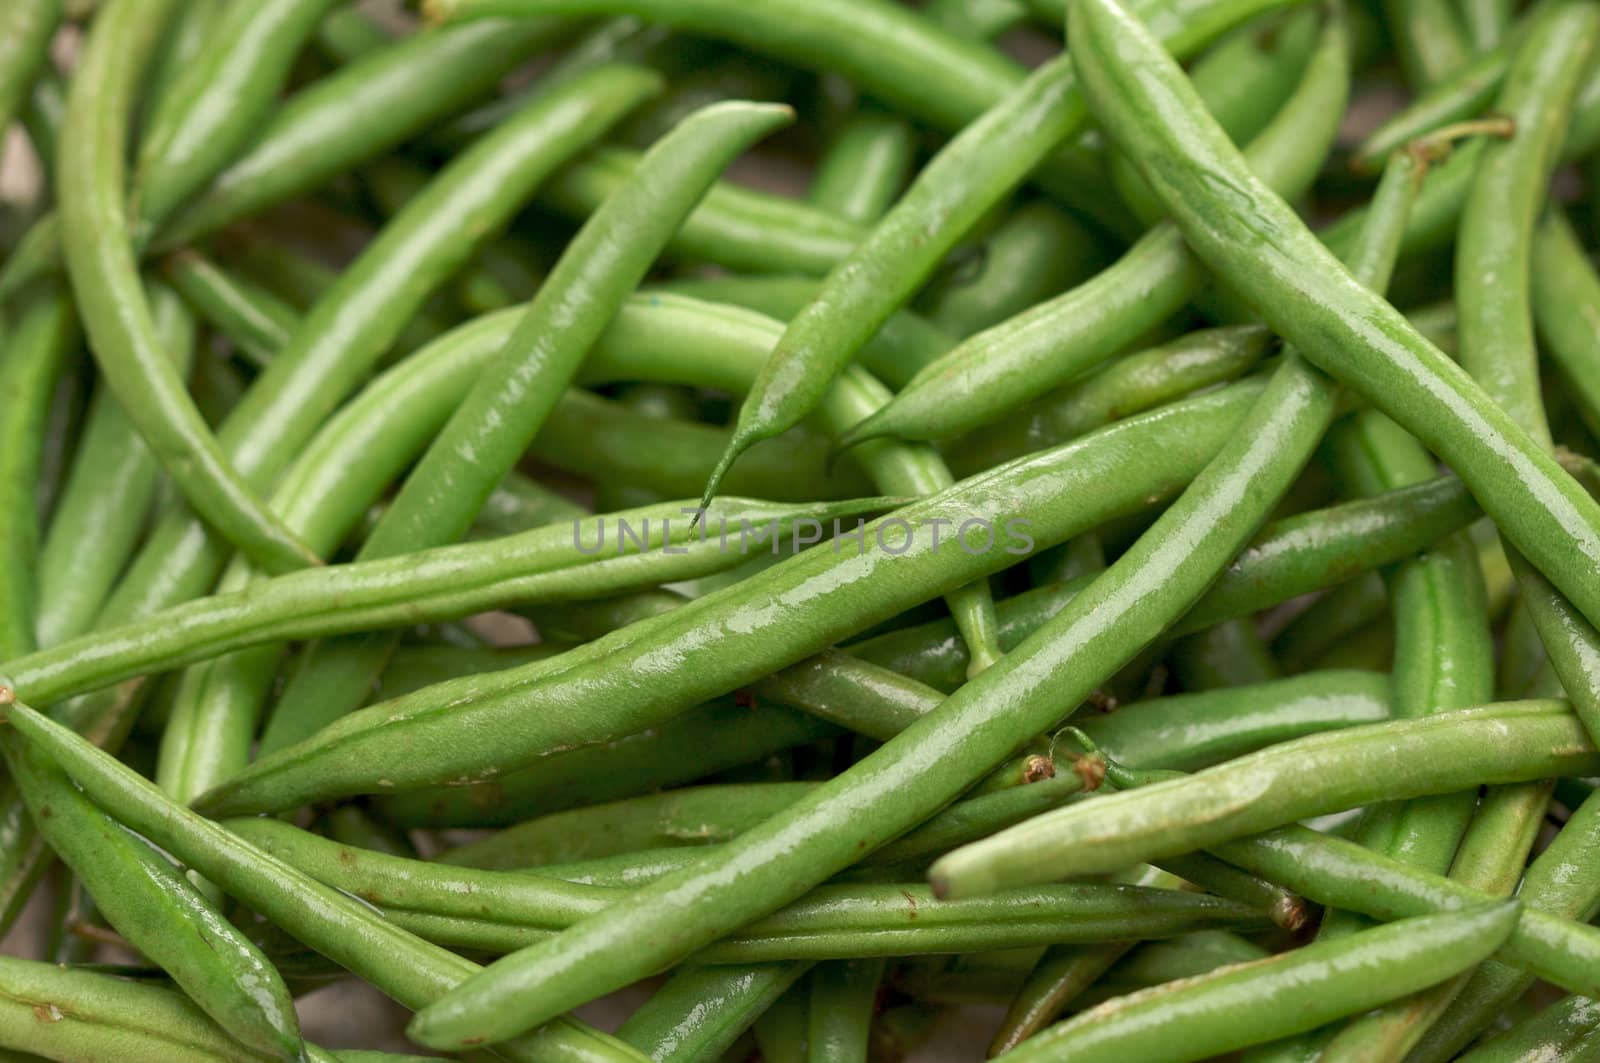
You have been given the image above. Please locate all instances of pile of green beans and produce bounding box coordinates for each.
[10,0,1600,1058]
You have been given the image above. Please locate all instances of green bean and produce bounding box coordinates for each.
[59,0,318,574]
[0,0,58,145]
[1271,571,1389,673]
[441,783,818,869]
[947,324,1272,476]
[699,0,1293,498]
[931,700,1599,896]
[20,65,66,186]
[989,867,1179,1055]
[1460,0,1514,49]
[1070,0,1600,636]
[312,5,392,63]
[1383,0,1471,89]
[807,959,882,1062]
[618,963,810,1062]
[399,118,1409,1048]
[753,982,809,1063]
[139,0,222,138]
[807,106,915,224]
[921,199,1107,340]
[541,145,863,274]
[1456,996,1600,1063]
[654,274,952,389]
[1074,671,1390,771]
[160,251,297,369]
[0,695,651,1063]
[154,18,570,247]
[850,472,1481,691]
[839,5,1348,446]
[197,376,1268,817]
[264,101,791,764]
[378,699,838,829]
[1170,619,1279,690]
[925,0,1027,38]
[0,737,303,1062]
[0,285,74,662]
[5,496,887,710]
[1532,211,1600,438]
[133,0,343,236]
[1000,904,1520,1063]
[33,283,190,648]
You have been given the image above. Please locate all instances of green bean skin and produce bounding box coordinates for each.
[999,904,1520,1063]
[851,473,1481,691]
[441,783,817,869]
[0,696,651,1063]
[1532,211,1600,437]
[1075,671,1390,771]
[1352,36,1515,171]
[701,0,1293,500]
[931,701,1599,895]
[0,285,74,662]
[5,496,886,709]
[1384,0,1471,89]
[1069,0,1600,636]
[1460,0,1513,48]
[807,959,882,1063]
[402,173,1373,1046]
[923,199,1107,340]
[617,963,809,1063]
[265,100,791,754]
[1456,996,1600,1063]
[0,737,305,1062]
[1457,1,1599,451]
[198,379,1268,817]
[156,18,569,246]
[544,147,863,275]
[59,0,319,575]
[134,0,342,235]
[161,250,298,368]
[808,106,915,224]
[0,0,58,140]
[33,282,192,648]
[841,6,1348,446]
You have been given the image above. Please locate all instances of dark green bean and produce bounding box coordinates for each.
[1382,0,1470,89]
[618,963,809,1062]
[0,0,58,143]
[1532,211,1600,438]
[1456,996,1600,1063]
[807,959,882,1063]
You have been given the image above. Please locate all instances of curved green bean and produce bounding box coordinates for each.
[59,0,319,574]
[0,0,58,144]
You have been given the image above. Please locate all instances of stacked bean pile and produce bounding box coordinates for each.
[5,0,1600,1058]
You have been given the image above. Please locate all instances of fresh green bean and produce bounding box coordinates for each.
[1456,996,1600,1063]
[440,783,817,869]
[807,959,883,1063]
[1460,0,1514,49]
[33,282,191,648]
[59,0,318,574]
[0,695,652,1063]
[999,904,1520,1063]
[543,146,863,274]
[1383,0,1471,89]
[807,106,914,224]
[1532,211,1600,438]
[0,285,74,661]
[264,101,791,762]
[699,0,1294,499]
[160,250,297,368]
[1069,0,1600,635]
[618,963,810,1062]
[20,65,66,185]
[931,701,1599,895]
[839,6,1348,445]
[0,0,58,145]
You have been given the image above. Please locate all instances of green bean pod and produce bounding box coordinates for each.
[807,959,883,1063]
[133,0,342,235]
[808,105,916,224]
[160,251,297,369]
[33,282,191,648]
[265,100,792,759]
[59,0,318,574]
[0,0,58,142]
[1532,211,1600,438]
[1069,0,1600,635]
[0,696,652,1063]
[0,736,304,1062]
[1383,0,1471,89]
[931,701,1600,895]
[1455,996,1600,1063]
[617,963,810,1062]
[1000,904,1520,1063]
[701,0,1294,499]
[840,5,1348,446]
